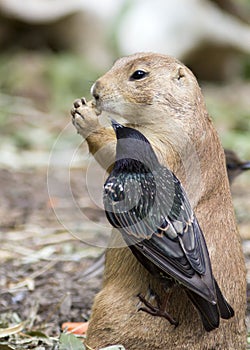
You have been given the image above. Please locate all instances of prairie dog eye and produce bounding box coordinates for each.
[129,70,149,81]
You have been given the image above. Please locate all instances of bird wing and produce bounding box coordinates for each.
[104,168,216,302]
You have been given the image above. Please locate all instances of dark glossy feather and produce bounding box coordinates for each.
[104,121,234,331]
[104,168,215,302]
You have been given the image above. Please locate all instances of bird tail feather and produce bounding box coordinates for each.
[214,278,234,319]
[186,278,234,332]
[186,290,220,332]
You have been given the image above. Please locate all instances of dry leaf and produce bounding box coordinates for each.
[0,321,26,338]
[59,333,85,350]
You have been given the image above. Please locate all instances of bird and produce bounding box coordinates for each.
[66,148,249,297]
[225,149,250,184]
[103,119,234,332]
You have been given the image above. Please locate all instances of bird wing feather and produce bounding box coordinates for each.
[104,168,216,303]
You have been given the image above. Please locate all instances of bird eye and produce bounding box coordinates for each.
[129,70,149,81]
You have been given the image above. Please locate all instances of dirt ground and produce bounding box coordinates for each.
[0,166,107,349]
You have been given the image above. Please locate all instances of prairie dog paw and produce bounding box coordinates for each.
[71,98,100,138]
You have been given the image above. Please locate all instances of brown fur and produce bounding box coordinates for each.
[72,53,246,349]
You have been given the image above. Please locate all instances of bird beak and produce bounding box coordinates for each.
[110,118,123,132]
[241,161,250,170]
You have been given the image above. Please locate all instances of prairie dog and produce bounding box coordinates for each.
[71,53,246,349]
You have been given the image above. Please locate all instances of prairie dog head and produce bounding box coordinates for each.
[91,52,207,127]
[90,53,217,205]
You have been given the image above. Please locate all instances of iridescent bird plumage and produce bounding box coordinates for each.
[103,120,234,331]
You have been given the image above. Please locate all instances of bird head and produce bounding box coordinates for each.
[111,119,159,173]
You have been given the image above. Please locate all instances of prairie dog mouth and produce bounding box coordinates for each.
[90,99,128,126]
[91,97,138,127]
[91,99,102,116]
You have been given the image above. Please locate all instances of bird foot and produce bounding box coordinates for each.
[137,293,178,327]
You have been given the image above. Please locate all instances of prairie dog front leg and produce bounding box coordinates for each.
[71,97,116,170]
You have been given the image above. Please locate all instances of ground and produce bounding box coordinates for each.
[0,51,249,349]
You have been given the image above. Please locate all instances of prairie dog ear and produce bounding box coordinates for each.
[176,67,186,80]
[173,67,186,86]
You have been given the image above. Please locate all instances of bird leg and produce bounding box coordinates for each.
[137,289,178,326]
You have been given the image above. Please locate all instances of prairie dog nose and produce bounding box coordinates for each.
[91,80,101,100]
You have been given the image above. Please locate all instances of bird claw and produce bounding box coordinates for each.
[137,292,178,327]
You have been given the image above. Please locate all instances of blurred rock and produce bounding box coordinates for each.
[0,0,249,80]
[209,0,250,24]
[0,0,118,69]
[118,0,250,80]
